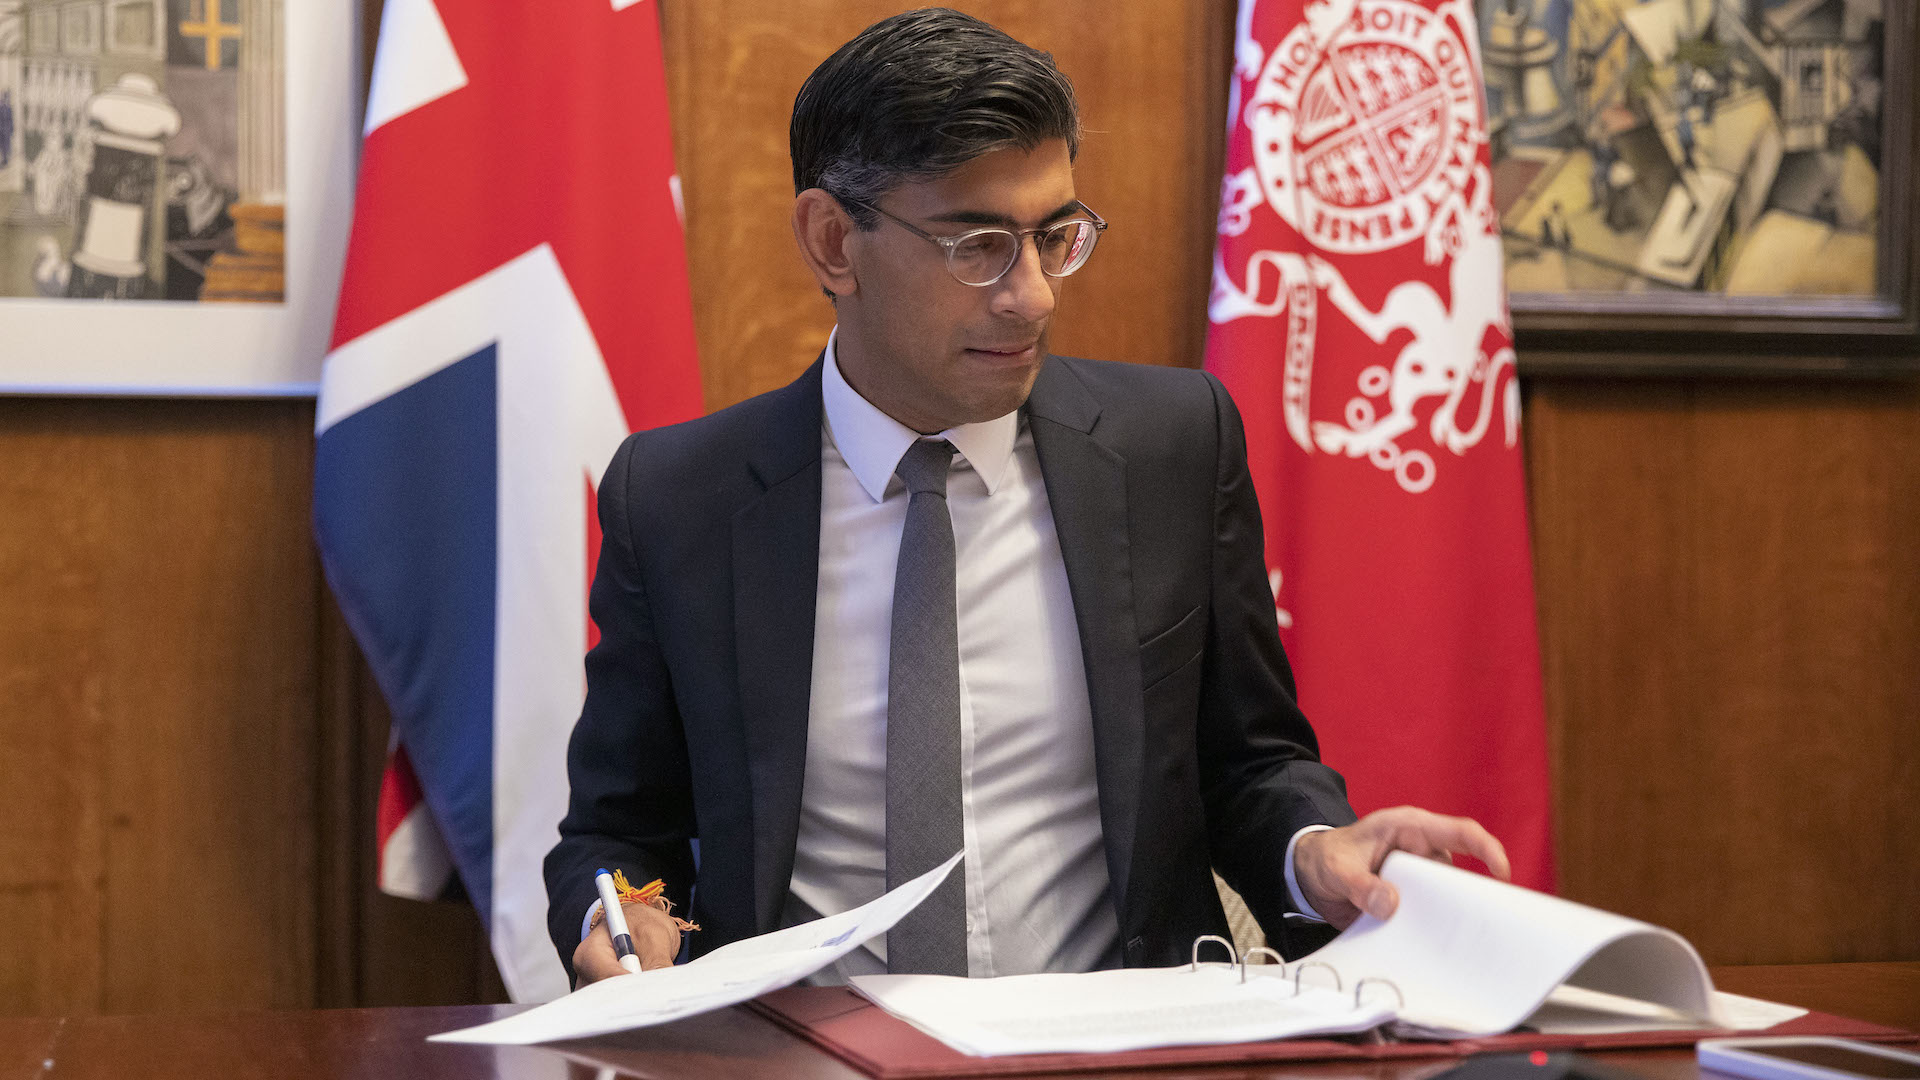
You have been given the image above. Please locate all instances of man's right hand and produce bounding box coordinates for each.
[572,900,682,985]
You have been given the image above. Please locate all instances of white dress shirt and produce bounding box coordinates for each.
[782,331,1121,979]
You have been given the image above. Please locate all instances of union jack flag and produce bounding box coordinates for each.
[313,0,702,1001]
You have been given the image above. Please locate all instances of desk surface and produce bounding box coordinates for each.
[2,963,1913,1080]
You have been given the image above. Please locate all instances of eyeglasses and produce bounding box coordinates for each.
[838,197,1108,287]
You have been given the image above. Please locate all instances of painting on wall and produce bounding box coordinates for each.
[0,0,355,394]
[1480,0,1917,358]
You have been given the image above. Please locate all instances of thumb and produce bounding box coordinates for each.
[1318,842,1399,922]
[1358,876,1399,921]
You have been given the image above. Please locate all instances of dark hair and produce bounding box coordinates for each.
[791,8,1080,229]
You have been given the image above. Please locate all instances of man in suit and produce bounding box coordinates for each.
[547,8,1508,986]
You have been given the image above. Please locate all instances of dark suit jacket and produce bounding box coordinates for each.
[543,354,1356,980]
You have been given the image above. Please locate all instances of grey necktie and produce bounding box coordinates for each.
[885,438,967,976]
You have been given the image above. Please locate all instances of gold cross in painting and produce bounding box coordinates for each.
[178,0,243,72]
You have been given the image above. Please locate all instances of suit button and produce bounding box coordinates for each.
[1125,936,1145,958]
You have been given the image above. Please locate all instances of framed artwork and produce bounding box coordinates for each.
[60,2,100,54]
[0,0,357,395]
[105,0,164,58]
[1480,0,1918,370]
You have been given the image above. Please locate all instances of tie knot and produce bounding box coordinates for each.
[895,439,956,496]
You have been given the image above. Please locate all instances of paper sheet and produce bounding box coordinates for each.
[1714,991,1811,1030]
[1527,985,1708,1034]
[430,851,963,1045]
[1304,854,1722,1039]
[1525,986,1804,1035]
[850,966,1397,1056]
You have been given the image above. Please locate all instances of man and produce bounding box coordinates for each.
[546,8,1508,987]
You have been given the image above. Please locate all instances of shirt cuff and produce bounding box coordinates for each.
[580,898,604,943]
[1284,824,1335,922]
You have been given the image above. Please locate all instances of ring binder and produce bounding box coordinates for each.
[1182,934,1395,1004]
[1239,947,1284,983]
[1190,935,1237,970]
[824,857,1860,1065]
[1293,959,1341,994]
[1354,976,1405,1009]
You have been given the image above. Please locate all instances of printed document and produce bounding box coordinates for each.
[431,851,963,1045]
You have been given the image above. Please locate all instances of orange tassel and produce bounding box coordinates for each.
[610,869,700,933]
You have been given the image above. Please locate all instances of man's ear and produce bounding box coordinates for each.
[792,188,861,299]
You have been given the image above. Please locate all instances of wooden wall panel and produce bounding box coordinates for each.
[1527,378,1920,963]
[0,399,320,1015]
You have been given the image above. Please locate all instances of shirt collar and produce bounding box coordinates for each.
[822,327,1020,504]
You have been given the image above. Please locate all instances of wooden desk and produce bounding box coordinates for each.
[1,963,1911,1080]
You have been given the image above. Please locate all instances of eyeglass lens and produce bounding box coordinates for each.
[949,220,1099,285]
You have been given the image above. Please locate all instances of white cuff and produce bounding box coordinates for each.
[580,898,604,943]
[1284,824,1335,922]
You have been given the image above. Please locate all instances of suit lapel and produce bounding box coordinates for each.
[1026,358,1144,919]
[732,360,825,934]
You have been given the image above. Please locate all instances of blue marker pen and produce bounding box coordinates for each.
[595,868,643,974]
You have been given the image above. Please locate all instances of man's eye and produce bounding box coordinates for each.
[953,234,1006,261]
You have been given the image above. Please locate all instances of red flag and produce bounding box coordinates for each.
[1205,0,1553,890]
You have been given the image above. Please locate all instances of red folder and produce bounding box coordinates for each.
[749,986,1916,1080]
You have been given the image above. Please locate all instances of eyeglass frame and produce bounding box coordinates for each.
[833,195,1109,287]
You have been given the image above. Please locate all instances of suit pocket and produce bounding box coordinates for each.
[1139,604,1204,691]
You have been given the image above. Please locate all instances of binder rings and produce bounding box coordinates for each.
[748,985,1915,1080]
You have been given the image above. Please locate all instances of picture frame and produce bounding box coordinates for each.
[104,0,164,59]
[0,1,358,395]
[60,2,100,55]
[1487,0,1920,374]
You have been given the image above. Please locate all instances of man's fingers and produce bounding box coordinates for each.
[572,930,631,986]
[623,902,682,970]
[637,932,678,969]
[1327,846,1399,921]
[1384,829,1449,864]
[1341,867,1398,920]
[1370,807,1510,881]
[1362,879,1399,920]
[572,902,684,984]
[1300,808,1513,930]
[1350,806,1514,885]
[1422,815,1510,880]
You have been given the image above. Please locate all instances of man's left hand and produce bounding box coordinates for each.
[1292,806,1511,929]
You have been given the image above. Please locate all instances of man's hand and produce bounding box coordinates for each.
[1292,806,1511,929]
[572,901,682,985]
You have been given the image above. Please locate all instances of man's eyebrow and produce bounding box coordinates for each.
[924,199,1088,228]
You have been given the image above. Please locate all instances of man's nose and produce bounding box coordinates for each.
[989,236,1057,323]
